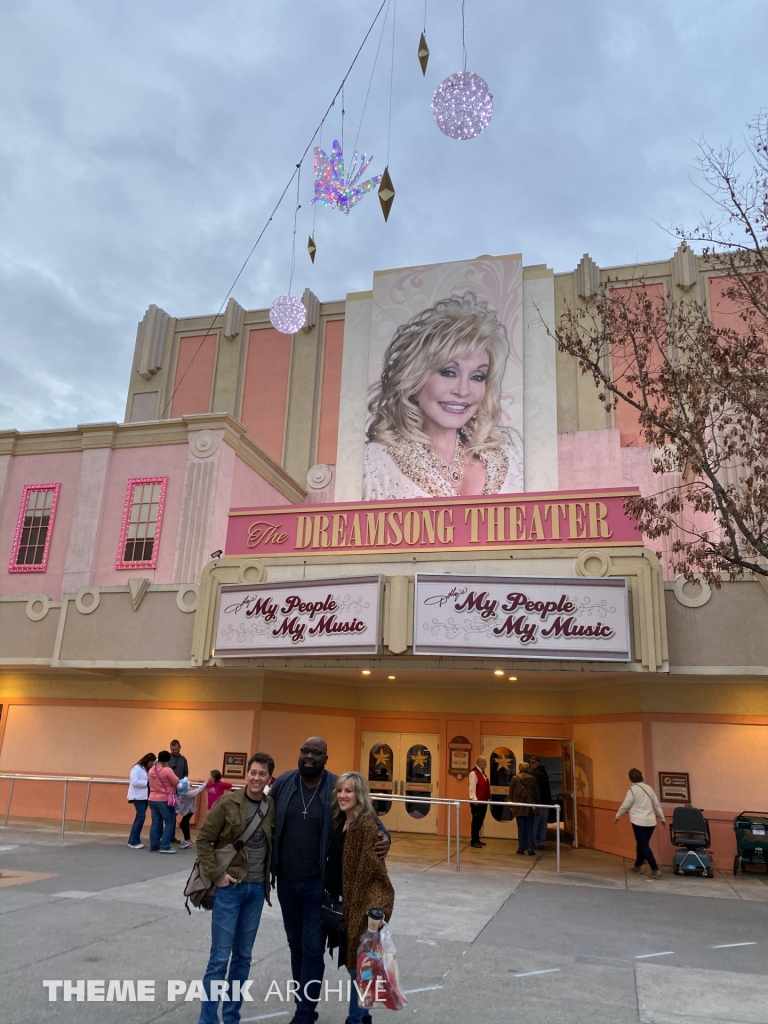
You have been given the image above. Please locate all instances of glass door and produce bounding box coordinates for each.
[362,732,439,834]
[480,734,524,840]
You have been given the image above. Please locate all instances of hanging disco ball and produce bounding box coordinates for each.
[269,294,306,334]
[432,71,493,140]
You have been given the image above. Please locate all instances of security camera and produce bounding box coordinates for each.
[210,550,223,560]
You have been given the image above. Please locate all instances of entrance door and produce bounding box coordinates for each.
[361,732,440,834]
[480,734,524,839]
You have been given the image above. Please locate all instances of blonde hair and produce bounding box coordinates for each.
[366,293,510,455]
[332,771,377,831]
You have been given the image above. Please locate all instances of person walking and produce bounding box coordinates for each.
[526,755,552,850]
[127,752,156,849]
[196,752,275,1024]
[509,762,540,856]
[615,768,666,878]
[270,737,390,1024]
[468,756,490,849]
[148,751,180,854]
[325,772,395,1024]
[168,740,189,844]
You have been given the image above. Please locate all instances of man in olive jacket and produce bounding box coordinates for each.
[196,752,275,1024]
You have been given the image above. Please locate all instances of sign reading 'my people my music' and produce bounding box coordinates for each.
[213,576,381,658]
[414,574,631,661]
[225,489,642,557]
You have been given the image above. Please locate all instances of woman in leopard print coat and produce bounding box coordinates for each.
[325,772,395,1023]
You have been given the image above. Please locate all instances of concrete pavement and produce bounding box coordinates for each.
[1,824,766,1024]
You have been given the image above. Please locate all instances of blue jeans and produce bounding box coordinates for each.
[347,968,369,1024]
[533,809,548,847]
[128,800,148,845]
[148,800,175,851]
[200,881,265,1024]
[517,815,534,852]
[277,876,325,1023]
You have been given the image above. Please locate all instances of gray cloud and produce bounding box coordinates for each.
[2,0,766,431]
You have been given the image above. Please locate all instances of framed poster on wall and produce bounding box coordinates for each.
[658,772,691,803]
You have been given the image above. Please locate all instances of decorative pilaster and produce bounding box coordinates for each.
[223,297,244,340]
[136,305,171,379]
[671,241,698,290]
[575,254,600,301]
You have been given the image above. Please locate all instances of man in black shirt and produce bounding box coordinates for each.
[271,737,390,1024]
[168,739,189,844]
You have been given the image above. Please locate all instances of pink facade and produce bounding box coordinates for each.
[1,419,303,599]
[0,450,82,597]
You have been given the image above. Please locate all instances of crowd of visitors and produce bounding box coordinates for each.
[125,740,666,1024]
[126,741,234,851]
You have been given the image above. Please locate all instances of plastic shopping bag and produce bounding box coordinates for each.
[356,921,408,1011]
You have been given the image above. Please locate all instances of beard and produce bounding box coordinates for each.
[298,761,324,780]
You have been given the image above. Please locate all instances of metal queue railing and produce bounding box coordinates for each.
[0,773,561,873]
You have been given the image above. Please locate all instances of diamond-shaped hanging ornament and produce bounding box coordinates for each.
[378,166,395,222]
[307,235,316,263]
[417,32,430,75]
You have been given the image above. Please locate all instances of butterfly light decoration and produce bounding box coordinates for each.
[312,140,382,215]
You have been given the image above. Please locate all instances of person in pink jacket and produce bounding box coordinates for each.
[148,750,180,853]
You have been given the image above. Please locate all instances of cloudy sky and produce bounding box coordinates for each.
[2,0,766,432]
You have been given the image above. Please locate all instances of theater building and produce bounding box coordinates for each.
[1,249,766,868]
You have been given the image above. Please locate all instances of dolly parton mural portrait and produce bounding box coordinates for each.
[363,257,524,500]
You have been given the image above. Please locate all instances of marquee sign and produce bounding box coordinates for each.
[413,573,631,661]
[226,489,642,558]
[213,575,382,657]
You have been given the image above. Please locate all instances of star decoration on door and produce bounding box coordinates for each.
[372,749,391,768]
[409,750,429,769]
[494,753,513,772]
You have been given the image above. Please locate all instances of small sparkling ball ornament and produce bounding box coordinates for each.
[269,294,306,334]
[432,71,493,140]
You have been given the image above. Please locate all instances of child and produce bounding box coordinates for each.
[176,778,206,849]
[205,769,233,809]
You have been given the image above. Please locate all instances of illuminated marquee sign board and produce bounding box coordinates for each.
[213,575,382,658]
[225,489,642,558]
[413,573,631,662]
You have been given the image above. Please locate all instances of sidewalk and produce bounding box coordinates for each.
[1,824,767,1024]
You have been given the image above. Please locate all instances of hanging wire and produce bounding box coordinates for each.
[387,0,397,165]
[341,83,345,156]
[288,164,301,294]
[424,0,427,33]
[461,0,467,72]
[161,0,389,418]
[352,0,391,157]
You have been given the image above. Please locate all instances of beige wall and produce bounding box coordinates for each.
[665,582,768,668]
[258,709,357,779]
[0,705,254,779]
[652,721,768,809]
[573,720,645,803]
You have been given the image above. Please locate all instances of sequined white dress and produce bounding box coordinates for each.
[362,427,524,500]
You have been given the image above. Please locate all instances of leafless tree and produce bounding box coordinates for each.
[554,113,768,583]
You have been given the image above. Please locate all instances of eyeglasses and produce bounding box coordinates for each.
[300,747,327,757]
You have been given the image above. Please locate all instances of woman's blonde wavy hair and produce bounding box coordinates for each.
[332,771,377,831]
[366,293,510,455]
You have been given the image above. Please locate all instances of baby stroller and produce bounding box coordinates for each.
[669,806,713,877]
[733,811,768,875]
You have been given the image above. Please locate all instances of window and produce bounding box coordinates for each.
[116,477,167,570]
[9,484,60,572]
